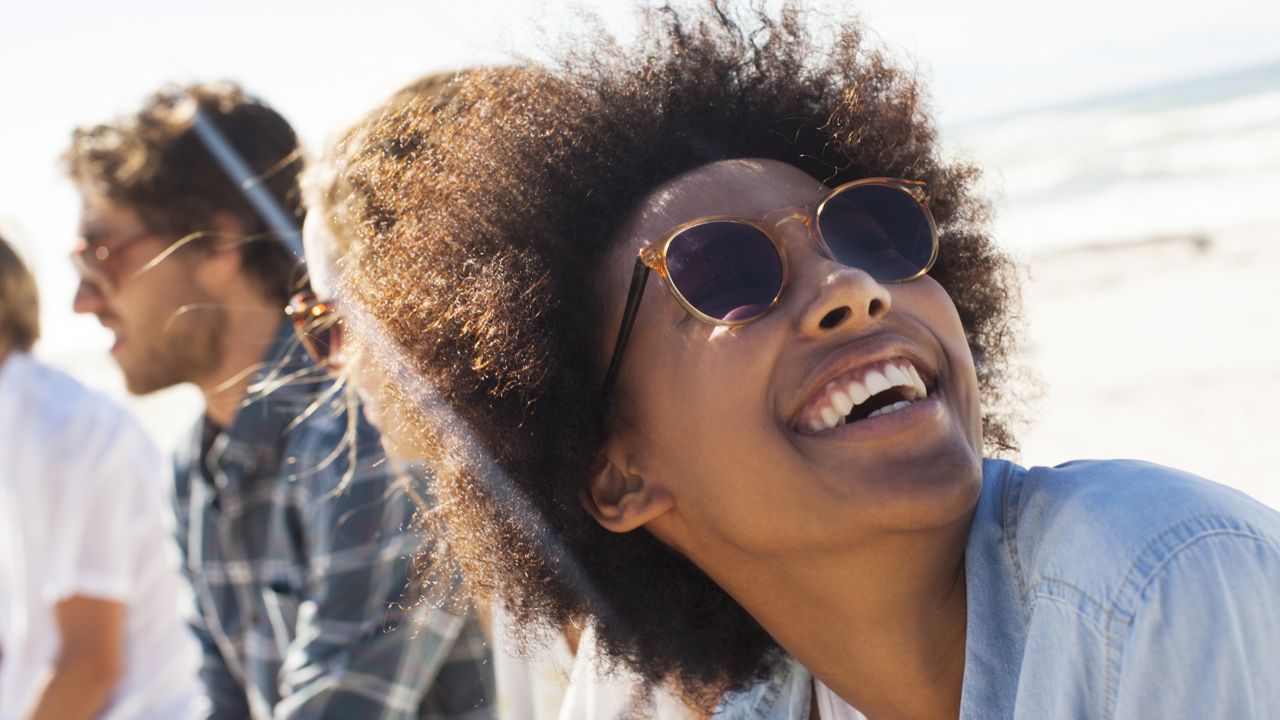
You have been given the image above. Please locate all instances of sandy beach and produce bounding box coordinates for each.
[1017,221,1279,509]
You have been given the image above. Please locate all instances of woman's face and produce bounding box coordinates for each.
[302,213,392,434]
[595,159,985,559]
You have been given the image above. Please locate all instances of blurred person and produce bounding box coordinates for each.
[328,4,1280,719]
[0,233,200,719]
[300,71,693,720]
[64,82,491,719]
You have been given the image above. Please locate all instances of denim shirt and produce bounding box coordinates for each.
[717,458,1280,719]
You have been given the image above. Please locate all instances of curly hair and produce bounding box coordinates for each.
[305,71,468,264]
[64,81,305,304]
[335,2,1021,705]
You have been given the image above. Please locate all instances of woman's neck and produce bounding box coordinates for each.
[714,519,972,720]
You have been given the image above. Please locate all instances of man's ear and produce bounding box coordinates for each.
[580,443,674,534]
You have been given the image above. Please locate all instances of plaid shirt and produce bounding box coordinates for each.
[173,329,493,719]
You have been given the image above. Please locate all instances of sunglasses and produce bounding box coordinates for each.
[286,291,344,366]
[70,229,155,292]
[602,177,938,394]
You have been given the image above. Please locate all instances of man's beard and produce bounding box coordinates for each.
[119,302,228,395]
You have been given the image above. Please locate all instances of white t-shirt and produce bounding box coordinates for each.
[0,353,200,719]
[813,679,868,720]
[490,603,576,720]
[489,603,698,720]
[558,625,698,720]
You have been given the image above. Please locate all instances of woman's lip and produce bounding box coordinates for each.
[785,335,935,426]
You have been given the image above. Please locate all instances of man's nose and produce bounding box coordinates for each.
[69,245,114,315]
[72,276,106,315]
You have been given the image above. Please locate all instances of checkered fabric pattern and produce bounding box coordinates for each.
[172,330,493,719]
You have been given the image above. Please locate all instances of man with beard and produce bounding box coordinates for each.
[66,82,491,719]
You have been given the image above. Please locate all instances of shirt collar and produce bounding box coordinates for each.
[958,458,1028,720]
[203,323,335,476]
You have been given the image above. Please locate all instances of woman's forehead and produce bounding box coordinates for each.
[635,159,826,235]
[302,213,341,299]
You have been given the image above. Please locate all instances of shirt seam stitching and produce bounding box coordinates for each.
[1000,462,1031,622]
[1103,524,1272,719]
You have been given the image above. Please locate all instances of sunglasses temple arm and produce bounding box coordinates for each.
[601,259,652,395]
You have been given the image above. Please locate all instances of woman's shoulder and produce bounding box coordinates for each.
[987,459,1280,717]
[997,458,1280,613]
[1014,458,1279,542]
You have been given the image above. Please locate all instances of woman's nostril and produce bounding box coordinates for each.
[819,306,851,329]
[868,298,886,318]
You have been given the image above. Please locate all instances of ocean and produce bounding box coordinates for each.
[948,59,1280,255]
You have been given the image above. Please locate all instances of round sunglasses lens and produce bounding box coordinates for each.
[666,222,783,322]
[304,325,337,364]
[817,185,935,281]
[289,295,342,365]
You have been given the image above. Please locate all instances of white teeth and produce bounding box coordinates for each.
[831,389,854,416]
[864,369,891,396]
[867,400,914,419]
[799,359,931,433]
[904,364,926,398]
[904,363,921,386]
[884,363,911,388]
[846,379,871,405]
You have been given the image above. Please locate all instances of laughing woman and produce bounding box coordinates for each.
[327,4,1280,718]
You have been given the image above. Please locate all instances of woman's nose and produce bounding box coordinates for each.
[791,256,892,339]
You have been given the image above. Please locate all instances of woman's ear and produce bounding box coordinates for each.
[580,442,674,533]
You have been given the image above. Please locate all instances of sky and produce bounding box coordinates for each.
[2,0,1278,363]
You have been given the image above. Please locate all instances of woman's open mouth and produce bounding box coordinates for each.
[791,357,933,434]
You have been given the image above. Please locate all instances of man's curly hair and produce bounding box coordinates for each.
[333,2,1021,705]
[64,81,305,304]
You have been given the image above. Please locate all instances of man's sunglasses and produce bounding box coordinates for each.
[286,291,343,366]
[70,230,155,292]
[602,177,939,394]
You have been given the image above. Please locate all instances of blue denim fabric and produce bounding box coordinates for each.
[717,458,1280,719]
